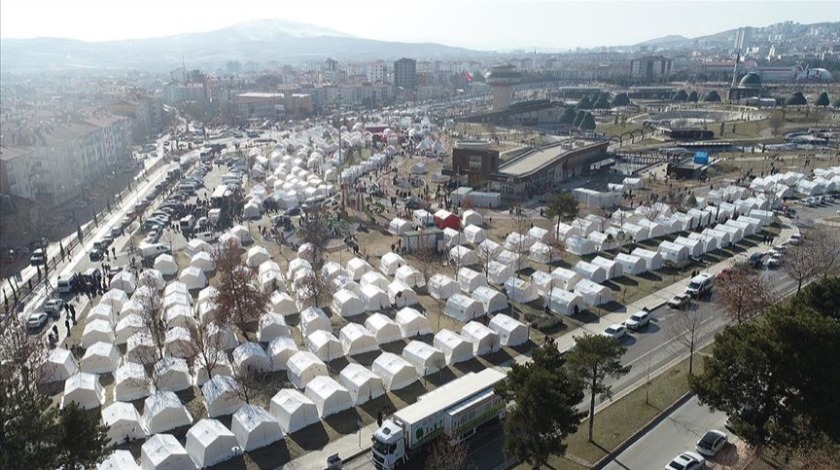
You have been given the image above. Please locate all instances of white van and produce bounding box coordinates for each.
[139,243,171,258]
[56,274,74,294]
[685,273,715,298]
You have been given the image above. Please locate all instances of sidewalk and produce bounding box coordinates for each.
[282,219,798,470]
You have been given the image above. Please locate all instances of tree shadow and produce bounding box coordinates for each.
[484,347,514,366]
[570,309,600,324]
[380,340,408,355]
[453,358,489,375]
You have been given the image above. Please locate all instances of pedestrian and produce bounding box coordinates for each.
[65,319,71,334]
[111,247,116,258]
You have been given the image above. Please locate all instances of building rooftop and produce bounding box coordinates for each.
[237,92,285,99]
[499,140,600,178]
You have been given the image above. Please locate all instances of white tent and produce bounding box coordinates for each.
[658,241,690,262]
[505,232,534,252]
[360,271,390,291]
[165,326,195,358]
[246,246,271,268]
[528,242,552,264]
[574,279,613,307]
[332,288,366,318]
[340,323,379,357]
[153,254,178,277]
[101,289,129,311]
[164,303,195,330]
[565,235,596,256]
[231,404,284,451]
[489,314,529,347]
[208,323,239,351]
[380,252,406,276]
[306,330,343,362]
[396,307,433,337]
[163,281,189,303]
[463,225,486,245]
[434,329,474,365]
[305,376,353,418]
[360,285,391,311]
[496,249,526,270]
[339,364,385,405]
[428,273,459,300]
[195,351,233,387]
[141,434,195,470]
[110,271,137,294]
[622,223,650,242]
[444,294,484,322]
[590,256,624,280]
[394,265,426,289]
[286,351,328,389]
[287,258,312,281]
[88,303,117,326]
[545,288,584,316]
[614,253,646,275]
[388,280,419,307]
[119,299,144,321]
[179,266,207,290]
[478,239,502,258]
[528,226,550,244]
[450,245,480,266]
[233,342,271,375]
[388,217,411,235]
[258,313,291,343]
[268,336,299,372]
[458,267,487,292]
[270,389,319,433]
[529,271,555,296]
[413,209,434,227]
[202,375,244,418]
[703,228,731,247]
[81,341,120,374]
[231,225,253,245]
[143,391,193,434]
[82,319,114,349]
[139,269,165,290]
[673,236,705,258]
[154,357,193,392]
[688,233,719,253]
[269,291,298,316]
[115,314,145,345]
[185,419,238,468]
[39,347,78,384]
[186,239,213,258]
[190,251,215,273]
[443,228,467,248]
[114,362,152,402]
[574,261,607,284]
[299,307,330,337]
[472,286,507,314]
[461,321,501,356]
[402,340,446,375]
[632,248,663,271]
[549,267,581,291]
[102,402,145,444]
[125,332,157,365]
[588,231,618,252]
[372,353,418,391]
[62,372,105,410]
[365,313,404,345]
[504,277,539,303]
[346,257,373,280]
[321,261,345,282]
[462,209,483,227]
[98,450,140,470]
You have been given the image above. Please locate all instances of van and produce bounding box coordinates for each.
[139,243,171,258]
[56,274,74,294]
[179,215,196,232]
[685,273,715,298]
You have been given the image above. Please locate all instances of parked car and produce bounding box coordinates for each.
[788,234,803,245]
[602,324,627,340]
[624,311,650,331]
[685,273,715,298]
[27,312,49,331]
[665,451,705,470]
[767,253,783,269]
[696,430,728,457]
[30,248,46,266]
[89,249,104,262]
[667,293,692,310]
[748,252,767,269]
[44,299,64,318]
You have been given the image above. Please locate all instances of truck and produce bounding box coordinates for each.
[371,368,506,469]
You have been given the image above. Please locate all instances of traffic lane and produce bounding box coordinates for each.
[603,396,731,470]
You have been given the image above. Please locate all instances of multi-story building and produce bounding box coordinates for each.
[630,56,673,81]
[163,82,207,105]
[233,92,313,124]
[393,58,417,92]
[367,62,388,84]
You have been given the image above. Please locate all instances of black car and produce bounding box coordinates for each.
[286,207,301,217]
[89,249,104,261]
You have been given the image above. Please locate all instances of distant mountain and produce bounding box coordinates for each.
[635,34,690,47]
[0,18,474,72]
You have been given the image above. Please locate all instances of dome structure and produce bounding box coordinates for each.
[739,72,762,89]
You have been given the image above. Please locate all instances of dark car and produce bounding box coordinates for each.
[286,207,301,217]
[89,249,104,262]
[748,252,766,269]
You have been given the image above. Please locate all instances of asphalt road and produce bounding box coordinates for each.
[603,396,731,470]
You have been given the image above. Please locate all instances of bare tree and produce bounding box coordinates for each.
[768,111,786,137]
[0,316,50,393]
[292,269,332,310]
[809,226,840,279]
[510,214,532,276]
[213,239,271,336]
[667,306,709,375]
[298,207,331,269]
[477,239,496,278]
[783,240,823,294]
[135,277,166,360]
[546,231,565,267]
[424,436,471,470]
[186,320,227,382]
[716,264,775,324]
[412,246,441,281]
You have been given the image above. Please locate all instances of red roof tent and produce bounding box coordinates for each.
[434,209,460,230]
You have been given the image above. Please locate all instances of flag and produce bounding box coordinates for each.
[463,71,473,82]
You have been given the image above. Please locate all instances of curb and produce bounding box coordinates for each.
[590,392,695,470]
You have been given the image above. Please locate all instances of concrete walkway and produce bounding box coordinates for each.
[280,218,798,470]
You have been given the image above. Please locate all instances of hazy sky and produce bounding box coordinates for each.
[1,0,837,50]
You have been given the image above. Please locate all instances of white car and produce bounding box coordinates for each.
[788,234,803,245]
[27,312,49,331]
[665,451,705,470]
[602,324,627,340]
[624,311,650,331]
[696,429,728,457]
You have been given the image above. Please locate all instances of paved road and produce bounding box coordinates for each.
[603,396,731,470]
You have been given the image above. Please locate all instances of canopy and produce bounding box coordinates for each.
[574,260,607,284]
[286,351,328,389]
[472,286,507,314]
[153,254,178,277]
[102,402,145,445]
[331,288,366,318]
[270,389,319,433]
[305,376,353,418]
[114,362,152,402]
[62,372,105,410]
[185,419,239,468]
[202,375,244,418]
[372,352,418,391]
[231,404,284,451]
[461,321,501,356]
[545,288,584,316]
[339,323,379,357]
[488,313,529,347]
[140,434,195,470]
[402,340,446,375]
[306,330,342,362]
[80,341,120,374]
[143,391,193,434]
[434,329,474,365]
[365,313,403,345]
[233,342,271,375]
